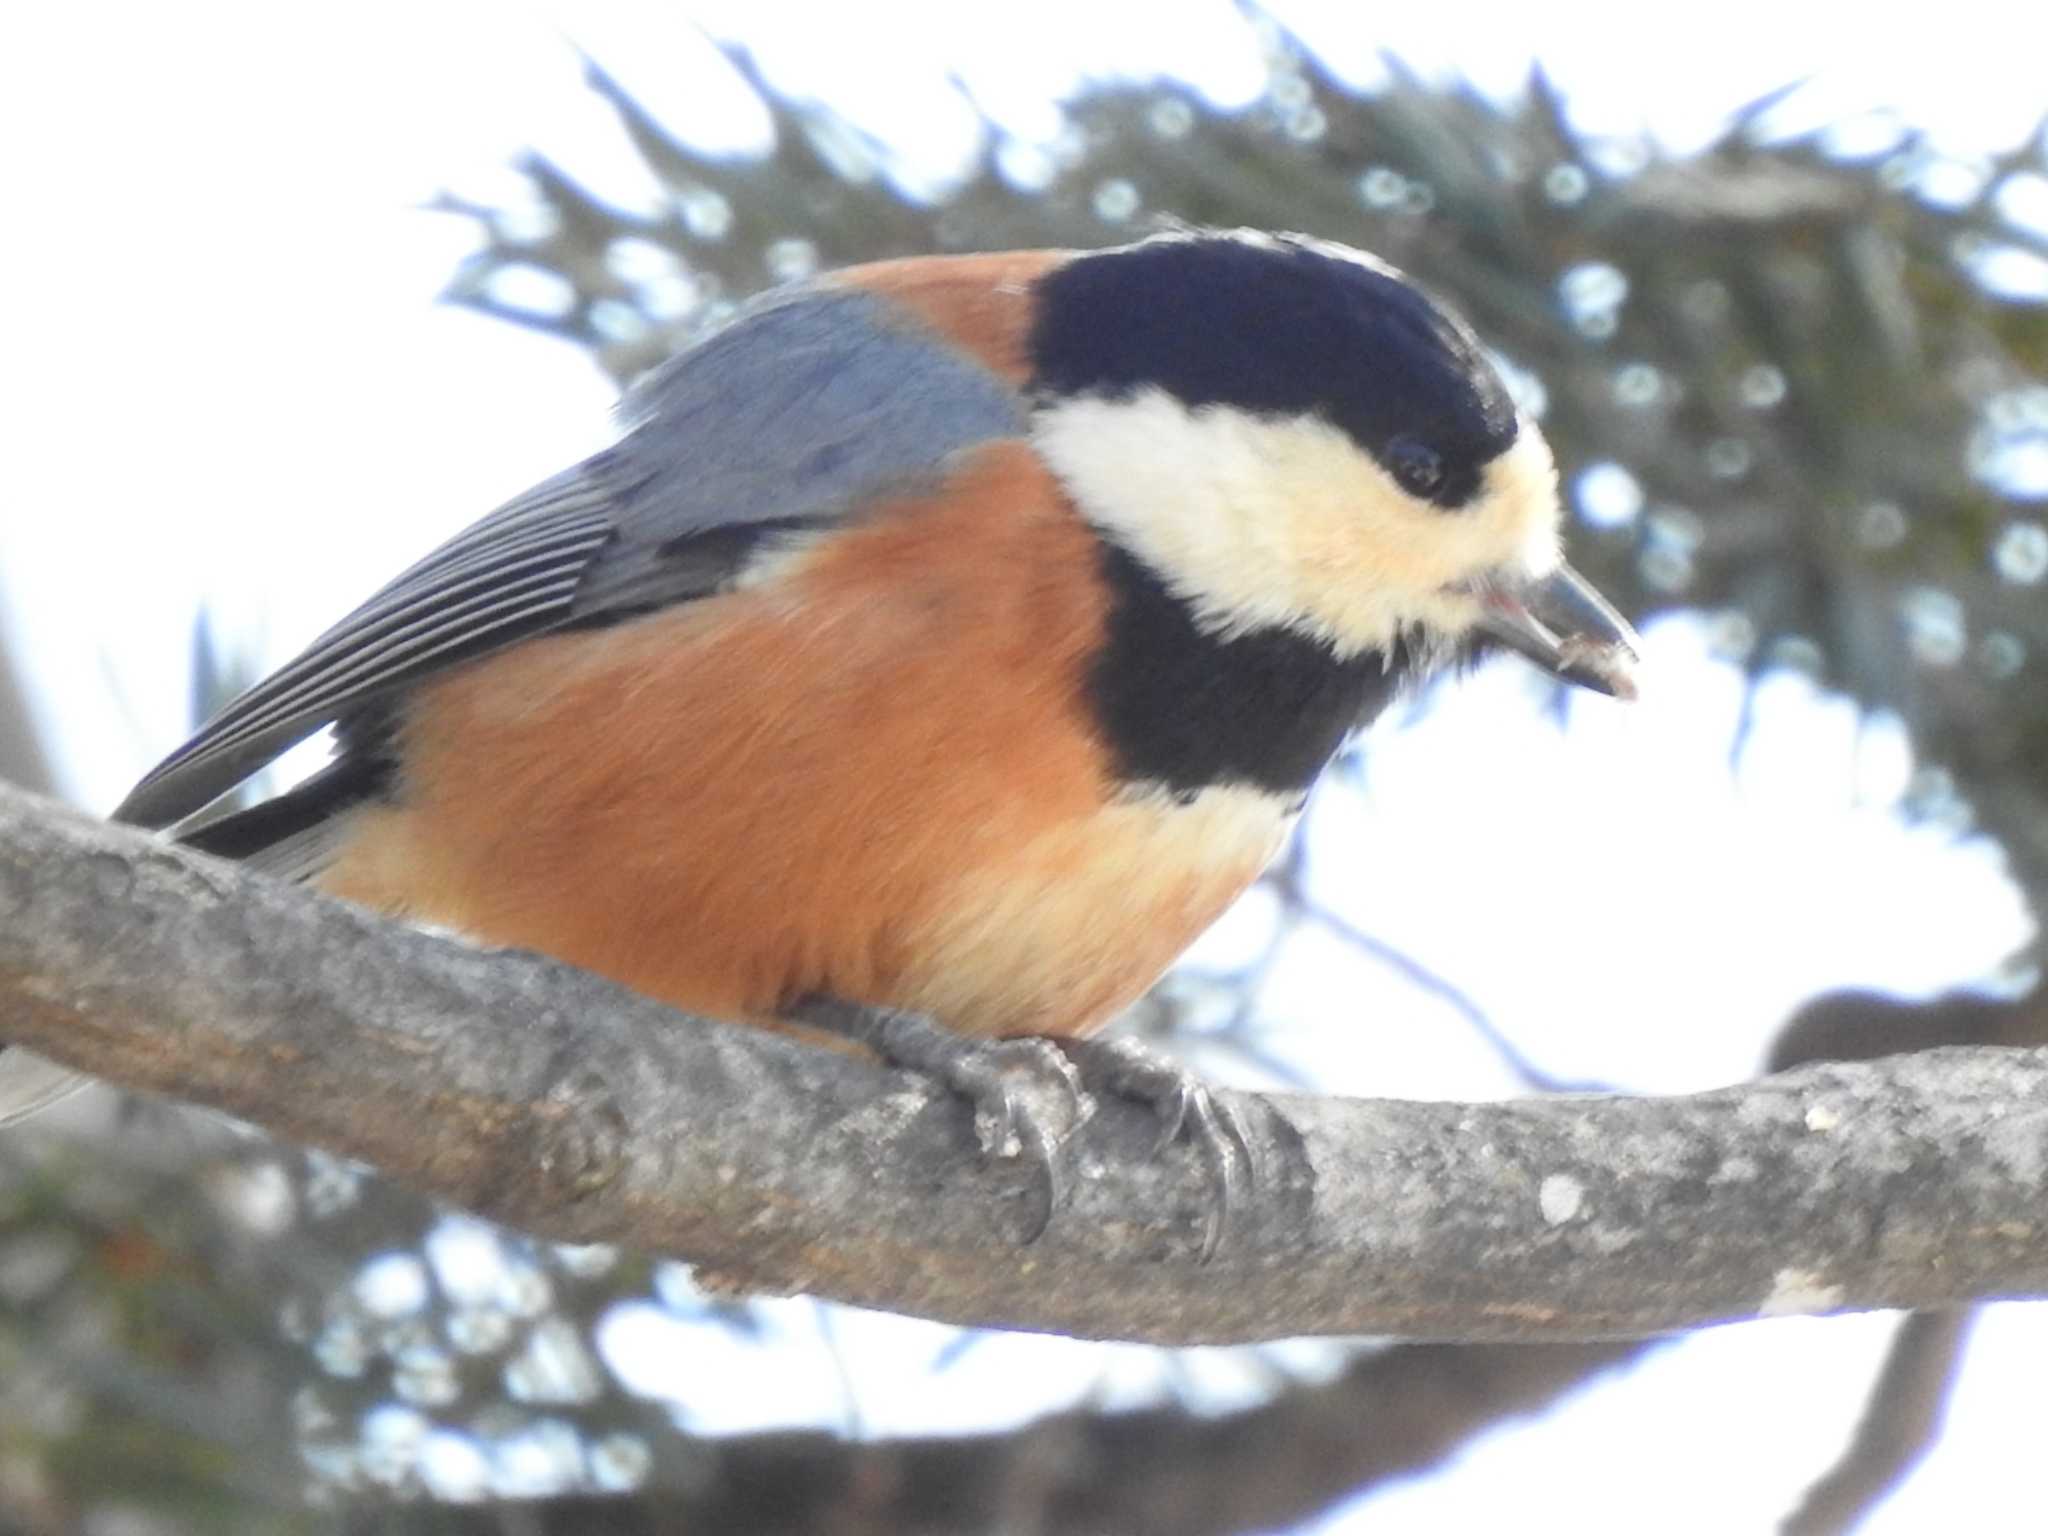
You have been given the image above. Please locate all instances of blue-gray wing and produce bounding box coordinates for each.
[115,285,1026,829]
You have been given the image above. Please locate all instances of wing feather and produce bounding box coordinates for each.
[116,473,617,827]
[117,281,1027,831]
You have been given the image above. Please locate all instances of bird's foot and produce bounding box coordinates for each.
[1054,1034,1255,1261]
[789,998,1090,1238]
[790,1000,1251,1255]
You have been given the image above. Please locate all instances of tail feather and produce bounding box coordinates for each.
[177,754,385,883]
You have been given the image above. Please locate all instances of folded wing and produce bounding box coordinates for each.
[116,283,1027,830]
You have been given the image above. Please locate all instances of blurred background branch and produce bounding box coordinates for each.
[0,649,53,797]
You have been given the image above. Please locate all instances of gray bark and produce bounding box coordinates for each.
[4,781,2046,1346]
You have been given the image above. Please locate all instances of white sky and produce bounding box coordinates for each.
[2,2,2044,1530]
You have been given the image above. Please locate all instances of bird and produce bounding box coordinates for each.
[8,229,1639,1246]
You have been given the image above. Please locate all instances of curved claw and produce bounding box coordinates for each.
[788,999,1248,1252]
[1147,1075,1191,1150]
[974,1039,1088,1157]
[1056,1035,1254,1260]
[932,1036,1087,1234]
[1180,1088,1258,1261]
[787,998,1089,1240]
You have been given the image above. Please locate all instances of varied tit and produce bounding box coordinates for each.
[20,230,1640,1240]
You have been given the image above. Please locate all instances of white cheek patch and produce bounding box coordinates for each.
[1491,430,1566,578]
[1033,391,1564,657]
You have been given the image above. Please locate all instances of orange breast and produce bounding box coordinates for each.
[317,442,1290,1038]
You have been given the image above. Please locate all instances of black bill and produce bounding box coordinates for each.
[1475,562,1640,699]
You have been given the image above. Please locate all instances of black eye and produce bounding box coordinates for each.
[1386,437,1445,498]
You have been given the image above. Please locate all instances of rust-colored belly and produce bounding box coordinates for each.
[317,443,1292,1038]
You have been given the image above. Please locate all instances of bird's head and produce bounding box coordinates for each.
[1025,229,1639,699]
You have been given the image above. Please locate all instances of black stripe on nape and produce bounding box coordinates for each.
[1087,540,1411,797]
[1029,234,1517,509]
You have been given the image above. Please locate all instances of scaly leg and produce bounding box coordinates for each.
[789,997,1089,1237]
[792,998,1251,1257]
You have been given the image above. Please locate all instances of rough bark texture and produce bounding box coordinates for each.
[4,782,2047,1346]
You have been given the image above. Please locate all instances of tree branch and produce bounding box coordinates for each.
[340,1340,1647,1536]
[1781,1309,1976,1536]
[4,781,2047,1346]
[1763,987,2034,1536]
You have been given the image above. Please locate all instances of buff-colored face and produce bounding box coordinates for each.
[1032,387,1566,661]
